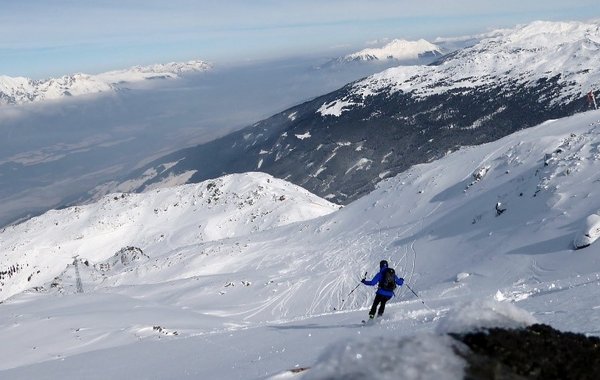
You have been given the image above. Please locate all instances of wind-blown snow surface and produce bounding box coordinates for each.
[0,60,211,105]
[2,110,600,378]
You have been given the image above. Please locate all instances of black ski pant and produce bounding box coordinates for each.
[369,293,392,316]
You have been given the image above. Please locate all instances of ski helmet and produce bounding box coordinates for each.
[380,260,388,269]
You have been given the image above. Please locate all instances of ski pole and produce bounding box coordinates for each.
[345,272,367,298]
[335,272,367,311]
[405,283,433,310]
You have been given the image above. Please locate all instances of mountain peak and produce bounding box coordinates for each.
[345,38,443,62]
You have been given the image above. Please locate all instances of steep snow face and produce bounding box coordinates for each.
[323,20,600,116]
[0,60,211,105]
[344,38,443,62]
[0,172,339,300]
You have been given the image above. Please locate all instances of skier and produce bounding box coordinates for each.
[361,260,404,319]
[588,91,598,110]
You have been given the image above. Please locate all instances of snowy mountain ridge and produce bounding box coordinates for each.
[0,60,211,106]
[320,20,600,116]
[0,172,339,300]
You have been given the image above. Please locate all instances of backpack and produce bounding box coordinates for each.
[379,268,397,291]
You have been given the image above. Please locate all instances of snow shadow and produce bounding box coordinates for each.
[269,322,363,330]
[430,178,471,203]
[504,234,574,255]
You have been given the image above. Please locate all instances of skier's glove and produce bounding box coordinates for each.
[361,279,367,284]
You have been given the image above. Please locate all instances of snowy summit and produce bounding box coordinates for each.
[343,38,443,62]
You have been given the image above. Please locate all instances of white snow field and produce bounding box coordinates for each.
[2,109,600,379]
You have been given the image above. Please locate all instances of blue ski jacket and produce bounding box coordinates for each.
[362,269,404,298]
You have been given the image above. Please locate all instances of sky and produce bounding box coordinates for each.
[1,0,599,79]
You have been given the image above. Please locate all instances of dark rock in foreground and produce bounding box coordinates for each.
[452,324,600,380]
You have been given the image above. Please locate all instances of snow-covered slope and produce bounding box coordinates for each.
[1,110,600,378]
[0,172,339,300]
[326,20,600,115]
[343,38,443,62]
[0,60,211,105]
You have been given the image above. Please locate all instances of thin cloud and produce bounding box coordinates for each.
[0,0,599,77]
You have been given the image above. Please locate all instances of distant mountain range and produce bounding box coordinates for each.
[0,60,211,105]
[101,20,600,205]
